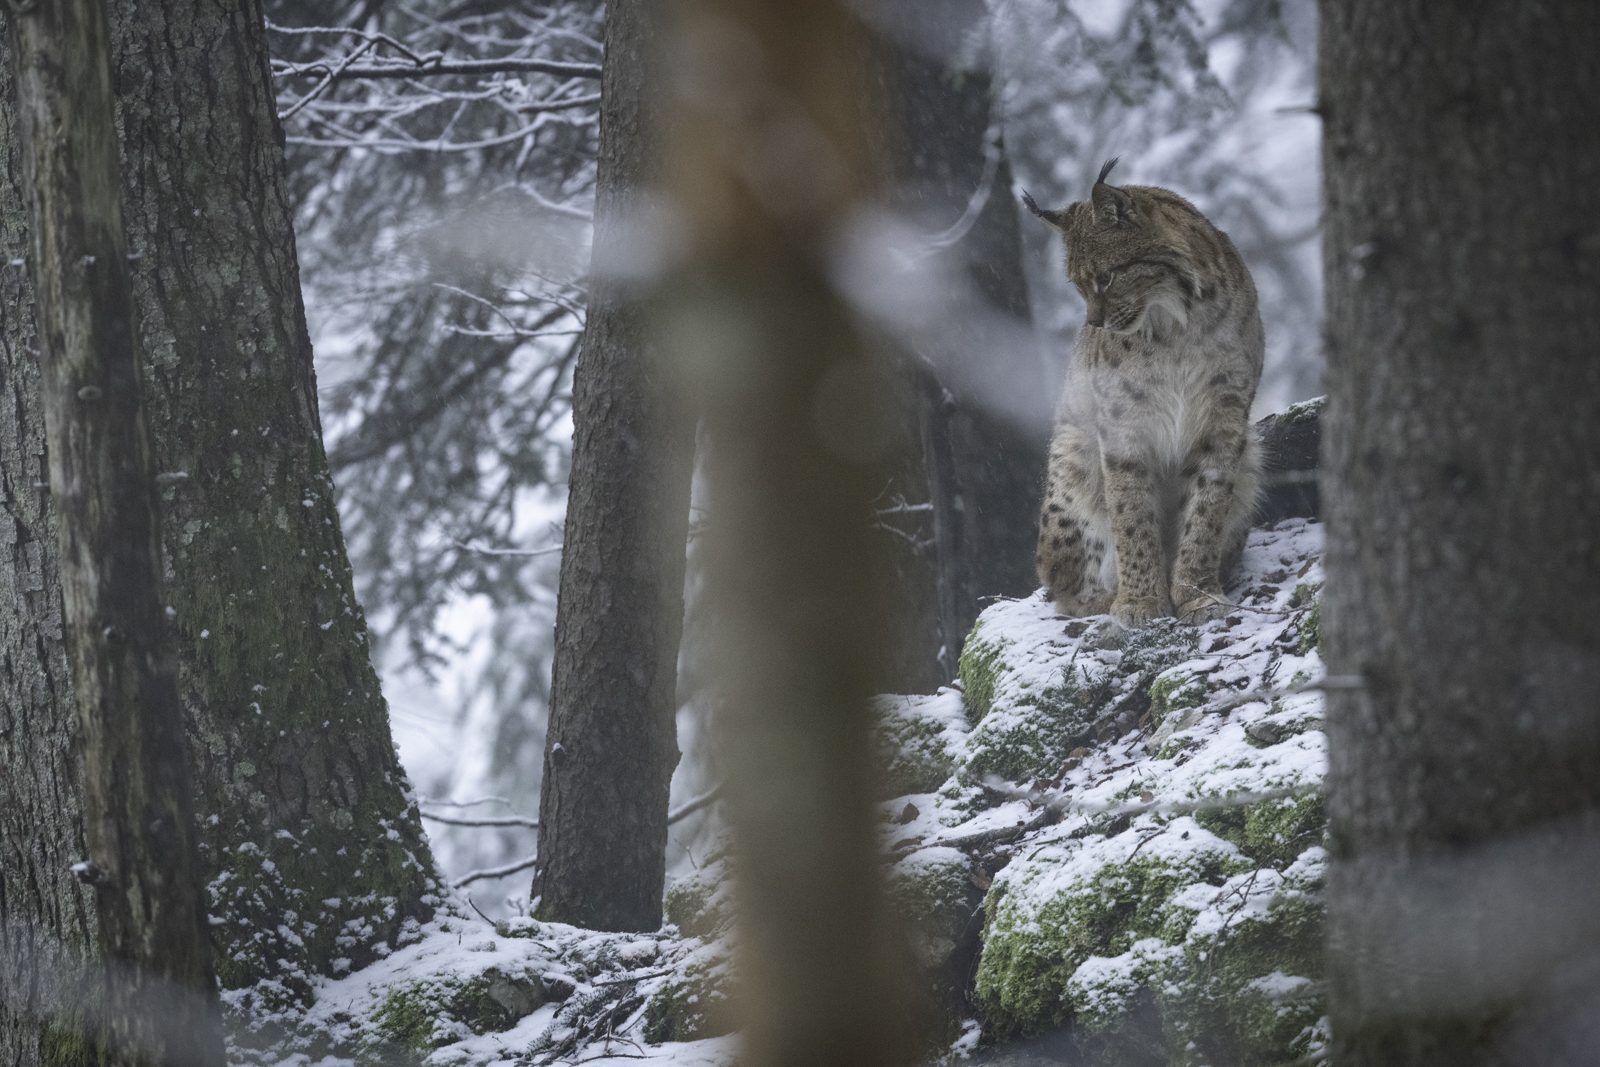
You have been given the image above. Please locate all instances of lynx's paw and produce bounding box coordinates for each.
[1174,586,1231,624]
[1056,590,1114,618]
[1110,594,1172,627]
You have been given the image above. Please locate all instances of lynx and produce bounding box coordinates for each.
[1023,159,1263,626]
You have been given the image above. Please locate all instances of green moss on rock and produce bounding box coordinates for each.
[958,621,1009,725]
[1151,851,1327,1066]
[367,968,544,1056]
[976,814,1329,1065]
[975,819,1247,1036]
[889,847,981,1043]
[1148,671,1207,727]
[1064,939,1182,1067]
[961,665,1113,785]
[641,955,733,1044]
[1191,787,1320,862]
[871,692,969,798]
[1276,396,1325,426]
[1299,598,1323,657]
[889,848,974,954]
[1243,794,1326,870]
[663,856,733,940]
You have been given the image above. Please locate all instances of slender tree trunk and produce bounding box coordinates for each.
[1321,2,1600,1062]
[1,3,440,1056]
[532,0,694,931]
[6,2,222,1064]
[878,5,1045,685]
[663,2,913,1065]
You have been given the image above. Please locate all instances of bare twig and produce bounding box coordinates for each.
[276,57,603,81]
[452,854,539,888]
[278,37,378,121]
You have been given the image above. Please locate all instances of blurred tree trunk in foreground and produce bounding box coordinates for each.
[1321,1,1600,1062]
[1,1,437,1056]
[6,1,222,1064]
[532,0,693,932]
[662,2,913,1065]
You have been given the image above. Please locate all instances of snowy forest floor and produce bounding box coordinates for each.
[228,518,1328,1067]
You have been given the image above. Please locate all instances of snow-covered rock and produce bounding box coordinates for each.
[885,516,1330,1065]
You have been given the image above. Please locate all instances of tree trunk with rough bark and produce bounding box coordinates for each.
[1321,2,1600,1062]
[6,1,222,1063]
[0,31,95,1059]
[107,0,439,1002]
[531,0,693,932]
[1,2,439,1058]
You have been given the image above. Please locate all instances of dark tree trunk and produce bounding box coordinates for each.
[107,0,438,999]
[6,2,222,1064]
[662,1,913,1063]
[532,0,693,931]
[0,28,95,1061]
[872,3,1048,689]
[1,2,439,1056]
[1320,2,1600,1062]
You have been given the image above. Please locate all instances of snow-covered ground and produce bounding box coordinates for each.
[231,518,1328,1067]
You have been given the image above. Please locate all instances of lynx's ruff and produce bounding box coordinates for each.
[1024,159,1263,626]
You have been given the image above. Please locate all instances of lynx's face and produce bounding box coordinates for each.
[1022,165,1211,343]
[1065,244,1193,339]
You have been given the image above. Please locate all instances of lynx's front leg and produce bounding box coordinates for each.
[1037,424,1113,616]
[1172,420,1260,623]
[1102,451,1170,625]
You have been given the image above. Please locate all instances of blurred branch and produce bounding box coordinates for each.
[418,795,510,807]
[419,810,539,828]
[450,538,563,558]
[667,782,723,824]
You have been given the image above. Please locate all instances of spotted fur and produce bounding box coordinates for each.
[1025,160,1263,625]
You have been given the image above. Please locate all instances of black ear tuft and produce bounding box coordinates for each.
[1096,157,1120,187]
[1021,189,1044,217]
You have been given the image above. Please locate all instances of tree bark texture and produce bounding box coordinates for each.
[113,0,438,1001]
[0,0,439,1050]
[1320,2,1600,1062]
[6,2,225,1064]
[663,2,913,1065]
[867,2,1047,690]
[532,0,694,931]
[0,24,98,1064]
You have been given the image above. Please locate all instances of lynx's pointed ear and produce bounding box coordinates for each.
[1090,157,1135,227]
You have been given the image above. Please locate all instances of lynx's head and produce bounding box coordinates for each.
[1022,158,1215,342]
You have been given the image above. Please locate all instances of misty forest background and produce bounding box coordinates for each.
[278,0,1323,910]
